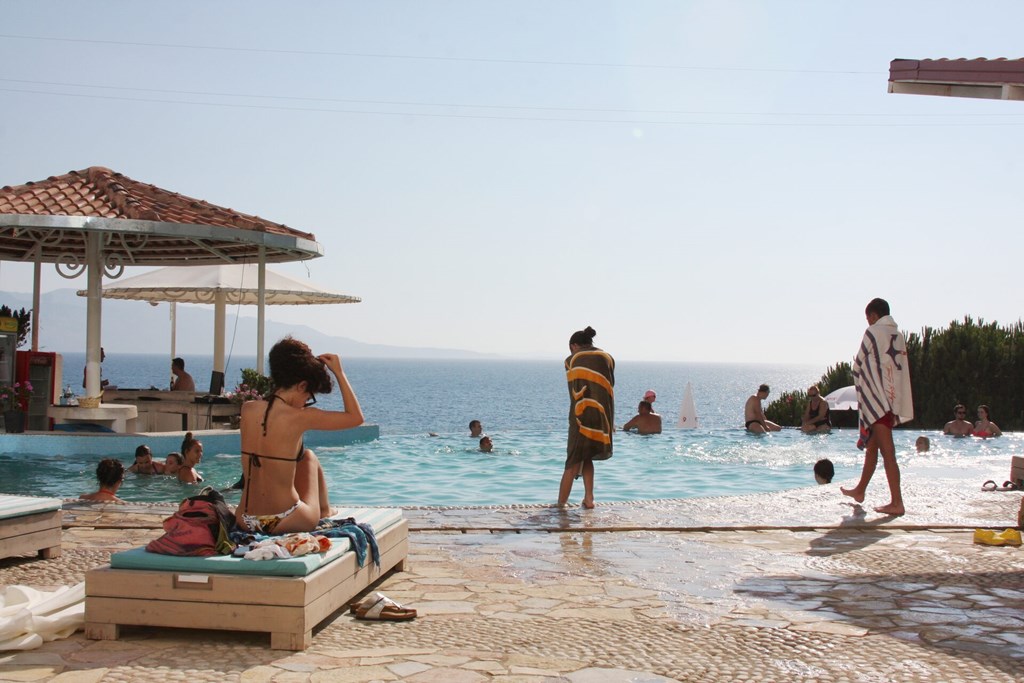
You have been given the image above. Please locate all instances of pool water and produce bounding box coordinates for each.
[1,428,1014,507]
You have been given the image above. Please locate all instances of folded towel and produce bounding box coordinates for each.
[853,315,913,448]
[0,583,84,651]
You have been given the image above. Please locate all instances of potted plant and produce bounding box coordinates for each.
[0,380,33,433]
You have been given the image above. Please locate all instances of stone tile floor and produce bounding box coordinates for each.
[1,477,1023,681]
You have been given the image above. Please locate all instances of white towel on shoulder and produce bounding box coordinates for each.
[853,314,913,448]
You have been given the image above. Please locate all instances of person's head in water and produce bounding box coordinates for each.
[469,420,482,437]
[643,390,656,404]
[568,326,597,352]
[637,400,653,415]
[915,436,930,453]
[96,458,125,488]
[479,436,493,453]
[164,452,183,475]
[268,336,333,397]
[813,459,835,485]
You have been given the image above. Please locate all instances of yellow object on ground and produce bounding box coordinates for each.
[973,528,1023,547]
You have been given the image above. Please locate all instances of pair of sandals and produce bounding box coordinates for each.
[981,480,1022,492]
[349,592,417,621]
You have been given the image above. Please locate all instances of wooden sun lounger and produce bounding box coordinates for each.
[84,509,409,650]
[0,495,62,561]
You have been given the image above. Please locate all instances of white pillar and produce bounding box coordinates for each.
[169,302,177,388]
[257,248,266,375]
[213,290,226,375]
[32,259,41,352]
[84,232,103,398]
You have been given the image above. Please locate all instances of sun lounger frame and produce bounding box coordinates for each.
[84,518,408,650]
[0,509,62,561]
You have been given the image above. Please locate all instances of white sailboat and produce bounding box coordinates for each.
[677,381,698,429]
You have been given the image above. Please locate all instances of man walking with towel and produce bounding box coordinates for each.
[841,298,913,516]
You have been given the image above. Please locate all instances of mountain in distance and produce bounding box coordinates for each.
[0,288,499,359]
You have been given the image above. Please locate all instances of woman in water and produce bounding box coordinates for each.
[973,405,1002,437]
[177,433,204,483]
[81,458,126,503]
[235,336,364,534]
[559,325,615,509]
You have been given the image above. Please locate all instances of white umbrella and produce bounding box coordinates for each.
[824,385,858,411]
[79,264,359,391]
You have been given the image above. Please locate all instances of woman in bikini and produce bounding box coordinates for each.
[973,404,1002,437]
[80,458,126,503]
[177,432,204,483]
[235,336,364,534]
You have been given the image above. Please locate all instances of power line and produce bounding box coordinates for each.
[6,86,1024,126]
[2,77,1021,118]
[0,33,877,75]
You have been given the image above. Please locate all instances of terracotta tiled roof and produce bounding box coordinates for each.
[0,166,322,265]
[0,166,313,239]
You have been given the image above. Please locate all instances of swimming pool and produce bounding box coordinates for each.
[1,428,1013,506]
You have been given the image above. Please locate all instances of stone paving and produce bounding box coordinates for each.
[1,475,1023,682]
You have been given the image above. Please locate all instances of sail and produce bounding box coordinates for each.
[678,381,698,429]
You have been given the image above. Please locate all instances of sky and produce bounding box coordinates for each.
[1,2,1023,366]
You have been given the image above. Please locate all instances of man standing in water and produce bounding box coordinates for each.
[842,298,913,516]
[559,326,615,509]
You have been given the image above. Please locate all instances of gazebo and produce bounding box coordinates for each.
[0,166,324,401]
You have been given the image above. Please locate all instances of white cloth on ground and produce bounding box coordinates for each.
[0,582,84,651]
[853,314,913,448]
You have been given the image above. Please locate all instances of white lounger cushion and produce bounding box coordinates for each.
[0,495,62,521]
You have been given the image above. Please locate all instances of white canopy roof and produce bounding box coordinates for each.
[83,264,360,306]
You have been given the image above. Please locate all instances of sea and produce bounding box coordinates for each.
[2,354,1014,506]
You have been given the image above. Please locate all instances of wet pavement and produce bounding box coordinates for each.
[1,472,1023,681]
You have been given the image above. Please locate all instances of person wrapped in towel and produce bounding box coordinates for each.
[841,298,913,516]
[558,325,615,509]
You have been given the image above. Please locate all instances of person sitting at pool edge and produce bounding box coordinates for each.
[800,385,831,434]
[942,404,973,436]
[469,420,483,437]
[128,444,164,474]
[81,458,126,503]
[479,435,493,453]
[745,384,781,433]
[177,432,204,483]
[623,400,662,434]
[973,404,1002,437]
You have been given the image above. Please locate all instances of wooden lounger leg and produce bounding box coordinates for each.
[39,546,61,559]
[394,557,409,572]
[271,629,312,651]
[85,622,120,641]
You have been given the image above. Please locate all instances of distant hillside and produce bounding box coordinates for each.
[0,288,498,360]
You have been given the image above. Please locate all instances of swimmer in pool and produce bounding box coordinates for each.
[479,436,493,453]
[622,400,662,434]
[80,458,126,503]
[163,452,183,475]
[127,444,164,474]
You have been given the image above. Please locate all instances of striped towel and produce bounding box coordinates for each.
[853,315,913,449]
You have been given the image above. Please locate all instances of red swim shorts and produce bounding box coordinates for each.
[874,412,895,428]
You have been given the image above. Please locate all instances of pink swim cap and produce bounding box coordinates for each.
[643,390,656,402]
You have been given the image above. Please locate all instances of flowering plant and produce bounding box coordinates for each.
[228,383,264,404]
[0,381,33,412]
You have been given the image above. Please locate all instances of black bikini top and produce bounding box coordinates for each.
[241,394,305,468]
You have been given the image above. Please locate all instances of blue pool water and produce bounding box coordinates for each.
[1,427,1013,506]
[3,355,1015,505]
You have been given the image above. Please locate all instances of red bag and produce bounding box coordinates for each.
[146,490,236,556]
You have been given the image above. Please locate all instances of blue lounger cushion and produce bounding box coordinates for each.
[109,507,403,577]
[0,494,63,520]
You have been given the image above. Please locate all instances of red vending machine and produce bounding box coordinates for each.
[16,351,63,431]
